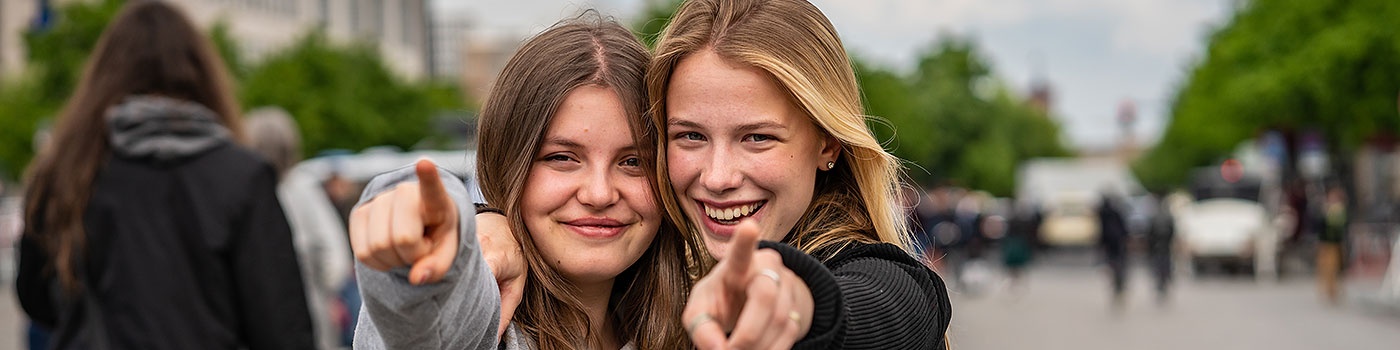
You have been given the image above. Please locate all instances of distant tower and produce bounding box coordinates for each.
[1117,99,1138,158]
[1027,50,1053,116]
[1028,80,1053,116]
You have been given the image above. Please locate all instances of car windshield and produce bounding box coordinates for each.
[1189,168,1261,202]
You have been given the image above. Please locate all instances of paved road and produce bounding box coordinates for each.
[3,251,1398,350]
[946,253,1400,350]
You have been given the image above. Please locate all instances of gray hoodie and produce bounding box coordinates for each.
[351,167,639,350]
[352,166,502,349]
[105,95,230,161]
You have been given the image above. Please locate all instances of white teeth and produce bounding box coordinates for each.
[704,202,762,222]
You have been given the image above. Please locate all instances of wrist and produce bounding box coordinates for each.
[474,203,504,216]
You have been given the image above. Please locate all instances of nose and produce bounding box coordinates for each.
[699,143,742,195]
[577,161,620,208]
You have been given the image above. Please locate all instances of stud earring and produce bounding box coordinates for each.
[826,161,836,170]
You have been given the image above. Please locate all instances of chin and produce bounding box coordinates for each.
[702,236,728,261]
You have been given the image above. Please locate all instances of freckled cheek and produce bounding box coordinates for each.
[756,151,808,183]
[618,178,661,222]
[667,149,704,189]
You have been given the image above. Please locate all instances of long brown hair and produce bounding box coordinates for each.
[474,13,690,350]
[22,1,243,293]
[647,0,910,269]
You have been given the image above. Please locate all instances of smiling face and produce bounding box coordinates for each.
[521,85,660,285]
[664,49,840,260]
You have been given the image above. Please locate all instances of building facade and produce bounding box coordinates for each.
[170,0,429,79]
[1,0,430,80]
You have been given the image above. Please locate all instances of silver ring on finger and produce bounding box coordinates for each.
[758,268,781,287]
[687,312,714,334]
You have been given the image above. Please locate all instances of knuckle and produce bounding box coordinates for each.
[392,231,419,247]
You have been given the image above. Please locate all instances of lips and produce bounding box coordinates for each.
[701,201,766,224]
[563,217,629,239]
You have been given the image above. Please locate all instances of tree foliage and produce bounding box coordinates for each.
[0,0,462,180]
[857,38,1070,196]
[238,31,462,155]
[633,0,684,48]
[0,0,124,181]
[1136,0,1400,190]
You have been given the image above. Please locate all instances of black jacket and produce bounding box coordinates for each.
[769,240,952,350]
[17,96,314,349]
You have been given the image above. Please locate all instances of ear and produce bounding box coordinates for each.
[819,133,842,170]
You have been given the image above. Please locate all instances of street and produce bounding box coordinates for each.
[947,251,1400,350]
[3,251,1399,349]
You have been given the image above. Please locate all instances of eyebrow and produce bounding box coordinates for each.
[542,136,639,153]
[542,137,584,149]
[667,119,788,133]
[735,121,787,134]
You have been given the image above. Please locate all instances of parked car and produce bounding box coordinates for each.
[1175,167,1281,276]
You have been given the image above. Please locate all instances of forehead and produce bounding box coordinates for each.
[666,50,800,125]
[544,85,635,143]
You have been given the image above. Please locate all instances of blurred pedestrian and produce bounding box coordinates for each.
[1317,185,1348,305]
[1146,192,1176,305]
[1098,192,1130,308]
[15,2,313,349]
[246,107,351,349]
[1002,201,1038,293]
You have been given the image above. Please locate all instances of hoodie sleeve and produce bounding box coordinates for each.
[352,165,501,350]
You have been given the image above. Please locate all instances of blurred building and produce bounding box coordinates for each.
[460,33,520,106]
[1027,79,1054,116]
[169,0,430,80]
[0,0,41,81]
[1,0,431,80]
[430,13,470,81]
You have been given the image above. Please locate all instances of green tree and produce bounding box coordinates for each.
[239,31,462,155]
[633,0,684,48]
[1137,0,1400,190]
[0,0,124,180]
[857,37,1069,196]
[0,0,463,180]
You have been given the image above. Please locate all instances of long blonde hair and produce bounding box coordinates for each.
[648,0,911,265]
[475,14,690,350]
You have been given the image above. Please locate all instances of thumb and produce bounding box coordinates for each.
[408,212,459,285]
[415,159,454,226]
[722,220,761,288]
[497,273,526,339]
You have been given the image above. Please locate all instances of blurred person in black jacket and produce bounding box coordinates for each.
[1145,193,1176,305]
[1098,192,1130,308]
[16,2,313,349]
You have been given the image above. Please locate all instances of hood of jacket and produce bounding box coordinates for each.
[105,95,232,161]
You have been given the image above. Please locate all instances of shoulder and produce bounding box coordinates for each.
[817,241,921,270]
[180,143,280,189]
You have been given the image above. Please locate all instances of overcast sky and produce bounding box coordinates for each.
[433,0,1234,150]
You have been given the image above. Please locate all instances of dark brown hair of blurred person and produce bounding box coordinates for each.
[23,0,242,293]
[474,13,691,350]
